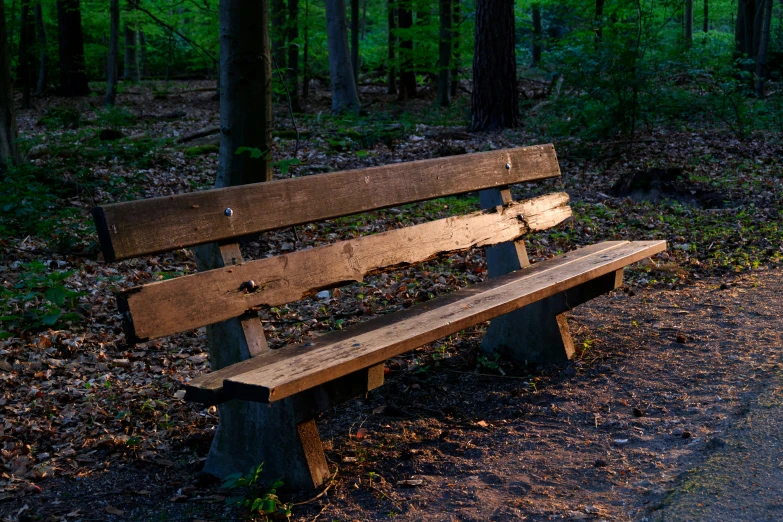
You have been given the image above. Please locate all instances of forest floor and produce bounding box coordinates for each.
[1,80,782,521]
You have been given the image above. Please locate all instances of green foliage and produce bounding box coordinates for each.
[0,262,86,338]
[40,107,83,130]
[96,107,137,128]
[222,463,291,520]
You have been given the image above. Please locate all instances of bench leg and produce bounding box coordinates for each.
[481,270,624,363]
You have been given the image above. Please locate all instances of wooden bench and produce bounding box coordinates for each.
[92,145,665,489]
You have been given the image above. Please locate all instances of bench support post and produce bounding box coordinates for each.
[195,242,385,489]
[479,188,623,364]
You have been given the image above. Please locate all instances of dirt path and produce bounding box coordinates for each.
[2,267,782,521]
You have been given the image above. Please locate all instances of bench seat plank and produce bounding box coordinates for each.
[120,193,572,342]
[93,145,560,261]
[185,240,665,404]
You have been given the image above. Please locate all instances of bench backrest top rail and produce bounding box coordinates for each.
[93,145,560,261]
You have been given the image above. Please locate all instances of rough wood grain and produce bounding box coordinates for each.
[185,240,666,404]
[119,193,572,342]
[92,145,560,261]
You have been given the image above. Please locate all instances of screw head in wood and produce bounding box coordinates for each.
[224,208,233,217]
[505,163,511,170]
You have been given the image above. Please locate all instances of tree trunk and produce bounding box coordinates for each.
[105,0,119,106]
[326,0,359,113]
[361,0,367,39]
[351,0,359,86]
[397,0,415,99]
[0,0,19,171]
[56,0,89,96]
[34,3,46,94]
[271,0,286,70]
[755,0,773,96]
[684,0,693,48]
[703,0,708,32]
[18,0,34,108]
[436,0,451,107]
[470,0,519,131]
[288,0,301,112]
[139,28,148,77]
[531,3,541,67]
[752,0,764,56]
[450,0,459,97]
[386,0,396,94]
[123,22,140,81]
[595,0,605,40]
[303,0,310,99]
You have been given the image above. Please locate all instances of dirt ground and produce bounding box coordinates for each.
[3,266,782,521]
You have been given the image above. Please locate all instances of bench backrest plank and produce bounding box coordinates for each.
[119,192,572,342]
[93,145,559,261]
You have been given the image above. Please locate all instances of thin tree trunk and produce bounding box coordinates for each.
[1,0,19,171]
[34,3,46,94]
[397,0,415,99]
[18,0,33,108]
[755,0,773,96]
[595,0,605,41]
[271,0,286,69]
[531,3,541,67]
[288,0,302,112]
[303,0,310,99]
[703,0,709,32]
[684,0,693,48]
[386,0,396,94]
[436,0,451,107]
[361,0,367,40]
[105,0,119,106]
[326,0,359,113]
[56,0,89,96]
[470,0,519,131]
[351,0,359,86]
[138,28,148,77]
[450,0,459,97]
[123,22,140,81]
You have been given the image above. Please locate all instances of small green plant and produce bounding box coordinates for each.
[477,353,502,371]
[97,106,137,128]
[0,261,86,338]
[40,107,82,129]
[222,463,291,520]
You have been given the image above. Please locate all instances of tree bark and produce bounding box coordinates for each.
[386,0,396,94]
[56,0,89,96]
[0,0,19,171]
[752,0,764,56]
[531,3,541,67]
[351,0,359,86]
[18,0,34,108]
[436,0,451,107]
[450,0,459,97]
[123,22,140,81]
[271,0,286,70]
[703,0,708,32]
[288,0,302,112]
[684,0,693,48]
[397,0,415,99]
[326,0,359,114]
[34,3,46,94]
[470,0,519,131]
[755,0,773,96]
[105,0,119,106]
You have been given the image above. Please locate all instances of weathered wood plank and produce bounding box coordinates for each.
[119,193,572,342]
[185,240,665,404]
[92,145,560,261]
